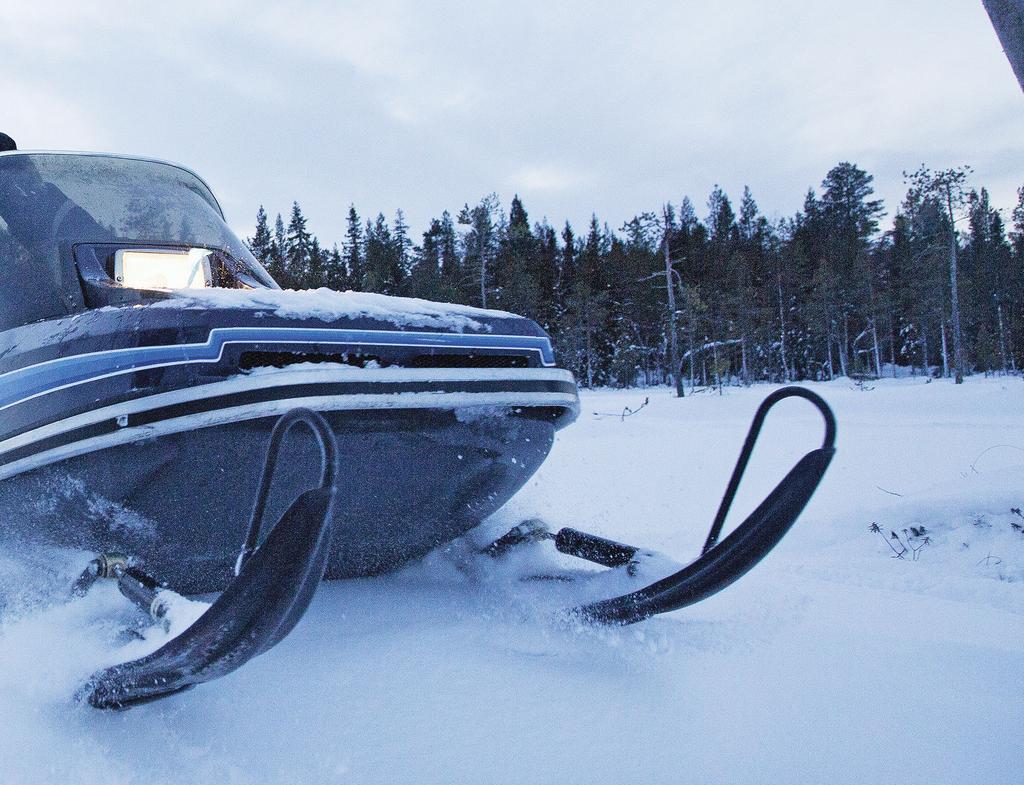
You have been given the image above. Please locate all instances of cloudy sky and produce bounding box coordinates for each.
[2,1,1022,244]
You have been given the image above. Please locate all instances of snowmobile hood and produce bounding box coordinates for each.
[0,292,557,380]
[151,287,535,335]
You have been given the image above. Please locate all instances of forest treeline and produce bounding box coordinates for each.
[246,162,1024,389]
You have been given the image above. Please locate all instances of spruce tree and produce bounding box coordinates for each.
[566,216,611,387]
[284,202,312,289]
[532,221,560,331]
[408,219,443,300]
[819,163,885,376]
[437,211,461,302]
[247,206,273,269]
[324,245,346,291]
[496,195,540,319]
[343,205,364,291]
[266,213,287,285]
[364,214,399,294]
[557,222,576,320]
[705,186,738,388]
[392,209,411,290]
[307,236,325,288]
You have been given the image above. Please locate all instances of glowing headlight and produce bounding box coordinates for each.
[114,247,212,290]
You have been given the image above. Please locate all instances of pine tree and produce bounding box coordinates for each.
[904,165,971,382]
[407,219,443,300]
[563,216,611,387]
[284,202,312,289]
[532,220,561,331]
[247,206,273,270]
[458,195,499,308]
[674,197,709,386]
[819,163,886,377]
[732,186,767,382]
[896,190,948,375]
[437,211,461,302]
[307,236,325,288]
[557,222,576,321]
[965,188,1015,372]
[343,205,364,291]
[392,209,412,290]
[266,213,287,284]
[658,204,683,395]
[615,214,663,387]
[324,245,346,291]
[1009,186,1024,369]
[364,214,400,294]
[495,195,540,319]
[705,186,738,388]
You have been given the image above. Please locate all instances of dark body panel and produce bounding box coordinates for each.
[0,407,554,593]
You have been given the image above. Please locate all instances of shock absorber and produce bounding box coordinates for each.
[70,553,178,631]
[70,553,129,597]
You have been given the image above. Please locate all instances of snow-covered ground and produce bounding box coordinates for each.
[0,376,1021,785]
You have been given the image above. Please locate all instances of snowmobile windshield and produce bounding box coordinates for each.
[0,153,276,313]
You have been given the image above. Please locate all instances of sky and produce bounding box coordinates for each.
[2,0,1022,246]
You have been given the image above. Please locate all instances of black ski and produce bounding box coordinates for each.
[485,387,837,625]
[84,408,339,709]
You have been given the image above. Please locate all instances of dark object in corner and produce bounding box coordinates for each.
[983,0,1024,92]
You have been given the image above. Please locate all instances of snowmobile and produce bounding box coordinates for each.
[0,140,836,709]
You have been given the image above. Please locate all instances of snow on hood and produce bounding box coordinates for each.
[154,287,517,332]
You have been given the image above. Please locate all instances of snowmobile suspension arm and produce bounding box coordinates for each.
[237,407,339,575]
[702,386,836,554]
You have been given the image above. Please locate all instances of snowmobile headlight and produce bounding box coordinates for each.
[114,247,212,290]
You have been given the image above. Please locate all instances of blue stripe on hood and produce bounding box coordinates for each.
[0,326,556,411]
